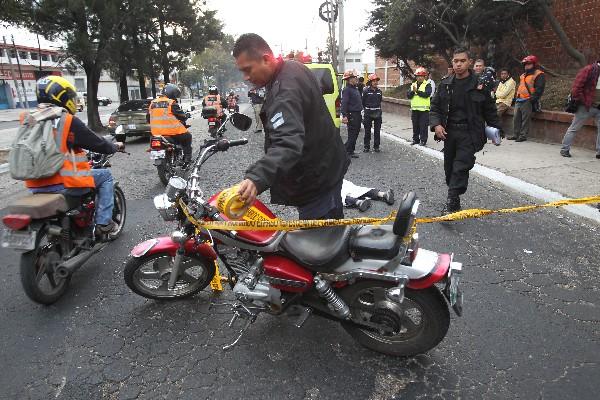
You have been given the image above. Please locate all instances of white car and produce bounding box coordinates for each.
[97,97,112,106]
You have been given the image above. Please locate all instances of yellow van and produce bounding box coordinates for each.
[305,63,341,128]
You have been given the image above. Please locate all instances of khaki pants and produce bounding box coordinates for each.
[496,102,510,117]
[252,103,263,131]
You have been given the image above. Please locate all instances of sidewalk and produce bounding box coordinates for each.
[0,108,33,122]
[380,112,600,214]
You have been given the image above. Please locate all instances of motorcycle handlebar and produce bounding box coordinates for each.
[215,138,248,151]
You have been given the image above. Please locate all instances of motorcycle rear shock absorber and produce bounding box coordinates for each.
[313,276,351,319]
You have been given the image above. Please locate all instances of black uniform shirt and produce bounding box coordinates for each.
[449,76,470,124]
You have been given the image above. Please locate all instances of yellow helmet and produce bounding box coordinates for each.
[36,75,78,114]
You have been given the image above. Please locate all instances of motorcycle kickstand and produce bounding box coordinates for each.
[222,303,257,351]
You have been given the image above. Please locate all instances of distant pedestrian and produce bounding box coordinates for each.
[560,60,600,159]
[357,76,366,95]
[509,55,545,142]
[430,47,500,213]
[407,67,432,146]
[362,73,383,152]
[495,68,516,118]
[248,87,264,132]
[341,70,363,158]
[474,59,486,75]
[427,72,436,97]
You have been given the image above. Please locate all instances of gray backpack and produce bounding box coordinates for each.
[9,111,65,181]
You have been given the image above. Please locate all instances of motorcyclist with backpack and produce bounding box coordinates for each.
[15,76,124,234]
[202,85,228,125]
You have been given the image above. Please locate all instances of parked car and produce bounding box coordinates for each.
[97,96,112,106]
[108,99,152,138]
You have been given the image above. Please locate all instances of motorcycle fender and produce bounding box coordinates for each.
[130,237,217,259]
[405,251,451,290]
[153,159,165,166]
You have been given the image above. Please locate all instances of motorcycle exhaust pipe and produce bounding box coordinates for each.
[55,242,107,278]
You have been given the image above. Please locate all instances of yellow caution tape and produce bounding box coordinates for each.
[179,193,600,232]
[215,185,249,220]
[209,260,224,292]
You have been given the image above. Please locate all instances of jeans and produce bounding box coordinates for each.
[561,105,600,154]
[165,132,193,162]
[297,180,344,220]
[513,100,533,138]
[65,169,114,225]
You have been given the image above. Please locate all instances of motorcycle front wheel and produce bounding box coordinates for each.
[156,158,173,186]
[124,253,215,300]
[339,280,450,357]
[110,185,126,239]
[20,229,70,305]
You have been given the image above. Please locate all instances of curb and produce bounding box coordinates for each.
[381,130,600,225]
[0,163,8,175]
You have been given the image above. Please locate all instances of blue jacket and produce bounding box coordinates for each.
[341,85,363,116]
[362,86,383,109]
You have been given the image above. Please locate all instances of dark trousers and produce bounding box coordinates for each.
[443,127,476,197]
[297,180,344,220]
[344,112,362,154]
[363,115,382,149]
[411,110,429,144]
[165,132,193,162]
[345,189,379,206]
[513,100,533,139]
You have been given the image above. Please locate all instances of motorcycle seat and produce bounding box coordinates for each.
[280,226,352,271]
[7,193,69,219]
[349,225,403,260]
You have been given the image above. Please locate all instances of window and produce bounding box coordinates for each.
[41,54,49,61]
[309,67,334,95]
[50,54,59,62]
[345,58,353,63]
[74,78,85,91]
[0,49,4,57]
[9,49,16,58]
[18,51,28,60]
[30,52,38,60]
[118,99,150,112]
[354,58,361,62]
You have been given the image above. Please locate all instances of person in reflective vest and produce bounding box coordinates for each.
[407,67,433,145]
[24,76,124,234]
[509,55,545,142]
[202,85,228,124]
[149,84,192,162]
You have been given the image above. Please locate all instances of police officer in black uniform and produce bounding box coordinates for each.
[430,47,500,213]
[362,73,383,152]
[232,33,349,220]
[341,70,363,158]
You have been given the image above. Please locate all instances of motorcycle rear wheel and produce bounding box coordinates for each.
[124,253,215,300]
[20,230,71,305]
[109,185,126,239]
[339,280,450,357]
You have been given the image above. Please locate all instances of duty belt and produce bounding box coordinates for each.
[446,122,469,130]
[365,107,381,110]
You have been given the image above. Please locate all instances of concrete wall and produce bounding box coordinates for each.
[382,97,598,151]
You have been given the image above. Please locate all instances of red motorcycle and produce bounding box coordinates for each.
[124,114,463,356]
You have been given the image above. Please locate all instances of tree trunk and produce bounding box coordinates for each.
[137,71,147,98]
[158,16,170,83]
[84,63,103,132]
[119,68,129,103]
[539,0,586,67]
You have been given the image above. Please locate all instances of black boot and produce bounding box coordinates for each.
[443,195,461,214]
[355,198,372,212]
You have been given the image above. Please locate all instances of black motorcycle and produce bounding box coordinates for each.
[0,147,127,305]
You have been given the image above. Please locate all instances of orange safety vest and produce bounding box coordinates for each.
[516,69,544,100]
[149,96,188,136]
[23,113,95,189]
[203,94,223,116]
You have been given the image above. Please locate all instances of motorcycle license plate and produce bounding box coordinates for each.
[208,121,216,126]
[0,229,36,251]
[128,124,136,130]
[150,150,166,160]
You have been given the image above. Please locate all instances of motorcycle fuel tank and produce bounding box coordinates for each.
[208,193,279,246]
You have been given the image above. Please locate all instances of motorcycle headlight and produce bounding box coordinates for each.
[154,193,178,221]
[165,176,187,202]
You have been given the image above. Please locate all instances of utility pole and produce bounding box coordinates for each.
[337,0,345,73]
[327,0,337,72]
[3,36,25,108]
[11,35,30,109]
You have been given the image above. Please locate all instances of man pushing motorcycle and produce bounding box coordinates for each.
[233,33,349,219]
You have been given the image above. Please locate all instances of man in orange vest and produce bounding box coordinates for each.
[25,76,124,234]
[202,85,228,124]
[149,84,192,163]
[509,55,545,142]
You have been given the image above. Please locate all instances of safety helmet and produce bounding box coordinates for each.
[342,70,358,80]
[36,75,78,115]
[415,67,428,77]
[208,85,219,95]
[367,73,380,82]
[161,83,181,100]
[521,55,538,66]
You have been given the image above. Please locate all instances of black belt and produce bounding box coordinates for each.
[447,122,469,129]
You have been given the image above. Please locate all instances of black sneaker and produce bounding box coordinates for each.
[363,148,370,153]
[96,221,118,234]
[507,136,517,140]
[596,154,600,159]
[560,150,572,158]
[382,189,395,205]
[374,148,381,153]
[443,196,461,214]
[515,137,527,142]
[420,141,427,146]
[355,198,372,212]
[348,153,359,159]
[411,141,419,145]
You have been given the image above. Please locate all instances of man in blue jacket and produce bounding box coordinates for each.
[341,70,363,158]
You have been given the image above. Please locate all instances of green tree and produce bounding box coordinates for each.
[179,68,203,98]
[191,35,242,92]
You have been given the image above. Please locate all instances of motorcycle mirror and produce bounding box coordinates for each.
[230,113,253,132]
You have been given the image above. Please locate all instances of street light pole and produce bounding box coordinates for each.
[11,35,30,109]
[3,36,25,108]
[337,0,345,73]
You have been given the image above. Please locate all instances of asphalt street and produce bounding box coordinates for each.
[0,104,598,399]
